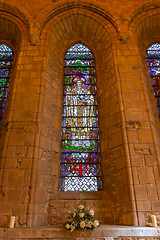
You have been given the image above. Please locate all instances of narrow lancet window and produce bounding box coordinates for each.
[0,43,14,126]
[146,43,160,119]
[59,43,102,191]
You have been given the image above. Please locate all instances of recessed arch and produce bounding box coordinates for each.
[129,4,160,30]
[135,13,160,123]
[0,15,24,131]
[0,14,24,200]
[38,1,122,41]
[0,2,39,45]
[40,9,128,225]
[0,16,22,50]
[131,12,160,194]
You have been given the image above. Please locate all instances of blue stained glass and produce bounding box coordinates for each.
[0,44,13,126]
[146,43,160,119]
[59,43,102,191]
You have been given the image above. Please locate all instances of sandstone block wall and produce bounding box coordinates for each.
[0,0,160,228]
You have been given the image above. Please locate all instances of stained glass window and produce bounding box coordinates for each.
[0,43,13,126]
[59,43,102,191]
[146,43,160,119]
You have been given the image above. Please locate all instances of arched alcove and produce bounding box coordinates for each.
[129,10,160,225]
[135,14,160,155]
[2,0,160,229]
[0,15,25,128]
[35,9,133,226]
[0,15,26,227]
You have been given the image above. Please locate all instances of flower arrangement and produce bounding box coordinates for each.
[65,200,99,232]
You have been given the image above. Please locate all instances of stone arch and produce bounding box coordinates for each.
[0,13,27,227]
[128,4,160,55]
[34,9,134,226]
[136,14,160,56]
[135,12,160,165]
[38,1,122,41]
[0,12,29,128]
[0,2,39,45]
[129,4,160,31]
[0,9,48,227]
[127,8,160,225]
[0,16,22,50]
[133,12,160,126]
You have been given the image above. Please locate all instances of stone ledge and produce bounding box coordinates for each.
[0,225,159,239]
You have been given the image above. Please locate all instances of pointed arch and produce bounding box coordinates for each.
[43,10,127,225]
[38,2,121,41]
[59,42,102,191]
[0,2,38,45]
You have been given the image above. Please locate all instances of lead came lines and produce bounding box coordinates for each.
[59,43,102,191]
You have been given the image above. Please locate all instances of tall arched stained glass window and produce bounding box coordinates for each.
[0,43,14,126]
[59,43,102,191]
[146,43,160,119]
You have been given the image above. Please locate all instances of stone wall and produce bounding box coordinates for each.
[0,0,160,228]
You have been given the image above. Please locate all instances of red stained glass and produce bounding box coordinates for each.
[59,43,102,191]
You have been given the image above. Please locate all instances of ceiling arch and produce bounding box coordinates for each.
[38,1,122,41]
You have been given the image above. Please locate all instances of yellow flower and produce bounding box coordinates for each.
[93,220,99,227]
[79,212,84,218]
[89,209,94,216]
[65,224,70,229]
[80,221,85,228]
[78,204,84,210]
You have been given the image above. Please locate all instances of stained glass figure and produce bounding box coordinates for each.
[146,43,160,119]
[59,43,102,191]
[0,43,13,126]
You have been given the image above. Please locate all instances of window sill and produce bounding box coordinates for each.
[53,190,104,200]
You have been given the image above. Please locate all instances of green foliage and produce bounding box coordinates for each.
[65,199,99,232]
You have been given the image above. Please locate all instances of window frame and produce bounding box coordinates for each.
[59,42,102,192]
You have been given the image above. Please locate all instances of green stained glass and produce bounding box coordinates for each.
[0,44,13,126]
[59,43,102,191]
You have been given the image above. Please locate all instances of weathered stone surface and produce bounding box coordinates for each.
[0,225,159,240]
[0,0,160,230]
